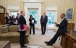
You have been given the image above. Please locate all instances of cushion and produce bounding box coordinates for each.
[12,32,28,37]
[26,26,30,35]
[12,32,20,37]
[0,25,8,33]
[8,25,18,32]
[1,32,14,38]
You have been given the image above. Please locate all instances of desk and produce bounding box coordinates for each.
[0,41,11,48]
[67,23,75,31]
[61,32,76,48]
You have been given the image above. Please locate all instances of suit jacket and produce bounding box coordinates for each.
[16,16,19,21]
[18,15,26,29]
[29,18,35,26]
[40,15,48,24]
[5,16,12,24]
[11,18,16,25]
[56,18,68,35]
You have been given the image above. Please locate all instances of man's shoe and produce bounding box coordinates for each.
[45,41,49,44]
[21,47,24,48]
[24,46,27,47]
[24,46,31,48]
[33,34,35,35]
[47,43,53,46]
[43,34,45,35]
[41,34,43,35]
[45,41,53,46]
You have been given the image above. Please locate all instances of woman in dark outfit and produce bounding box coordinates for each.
[29,15,35,35]
[8,16,12,25]
[11,15,16,25]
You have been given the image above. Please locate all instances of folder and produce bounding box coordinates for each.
[32,20,34,23]
[18,24,28,31]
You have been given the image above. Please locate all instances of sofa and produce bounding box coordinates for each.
[0,25,30,44]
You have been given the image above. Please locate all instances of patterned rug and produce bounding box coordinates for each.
[25,44,46,48]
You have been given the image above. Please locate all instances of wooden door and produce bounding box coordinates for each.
[0,13,5,25]
[0,6,5,25]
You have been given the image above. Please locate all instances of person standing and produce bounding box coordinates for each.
[16,13,20,24]
[11,15,16,25]
[18,11,27,48]
[40,12,48,35]
[16,13,20,21]
[45,13,68,46]
[29,15,35,35]
[5,13,12,25]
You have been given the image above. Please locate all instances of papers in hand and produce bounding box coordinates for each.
[18,25,28,31]
[32,20,34,23]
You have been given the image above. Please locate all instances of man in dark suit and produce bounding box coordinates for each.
[40,12,48,35]
[16,13,20,22]
[5,13,12,25]
[45,13,68,46]
[16,13,20,24]
[18,11,27,48]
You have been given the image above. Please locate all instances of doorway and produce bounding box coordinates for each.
[46,10,57,29]
[46,5,57,30]
[28,9,38,28]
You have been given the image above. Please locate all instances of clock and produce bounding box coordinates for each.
[0,6,5,13]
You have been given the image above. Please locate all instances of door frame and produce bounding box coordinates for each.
[27,8,38,28]
[46,10,57,29]
[24,3,42,29]
[46,4,57,30]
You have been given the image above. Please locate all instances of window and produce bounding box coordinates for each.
[29,10,37,24]
[48,12,54,25]
[10,11,18,18]
[46,5,57,29]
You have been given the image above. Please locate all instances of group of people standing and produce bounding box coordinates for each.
[5,12,48,35]
[29,12,48,35]
[5,13,20,25]
[5,11,68,48]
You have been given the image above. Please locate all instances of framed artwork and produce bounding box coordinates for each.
[65,8,74,20]
[0,6,5,13]
[0,8,4,13]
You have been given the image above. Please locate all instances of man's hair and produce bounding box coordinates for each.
[6,13,9,15]
[17,13,19,15]
[20,11,23,14]
[62,13,65,17]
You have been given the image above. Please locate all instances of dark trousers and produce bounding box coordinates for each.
[30,25,35,34]
[19,31,26,47]
[48,32,64,44]
[41,22,46,34]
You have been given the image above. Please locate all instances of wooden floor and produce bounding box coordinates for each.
[11,30,63,48]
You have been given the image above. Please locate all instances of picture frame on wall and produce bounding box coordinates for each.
[65,8,74,20]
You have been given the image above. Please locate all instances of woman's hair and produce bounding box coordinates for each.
[30,15,33,18]
[17,13,19,15]
[12,15,14,18]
